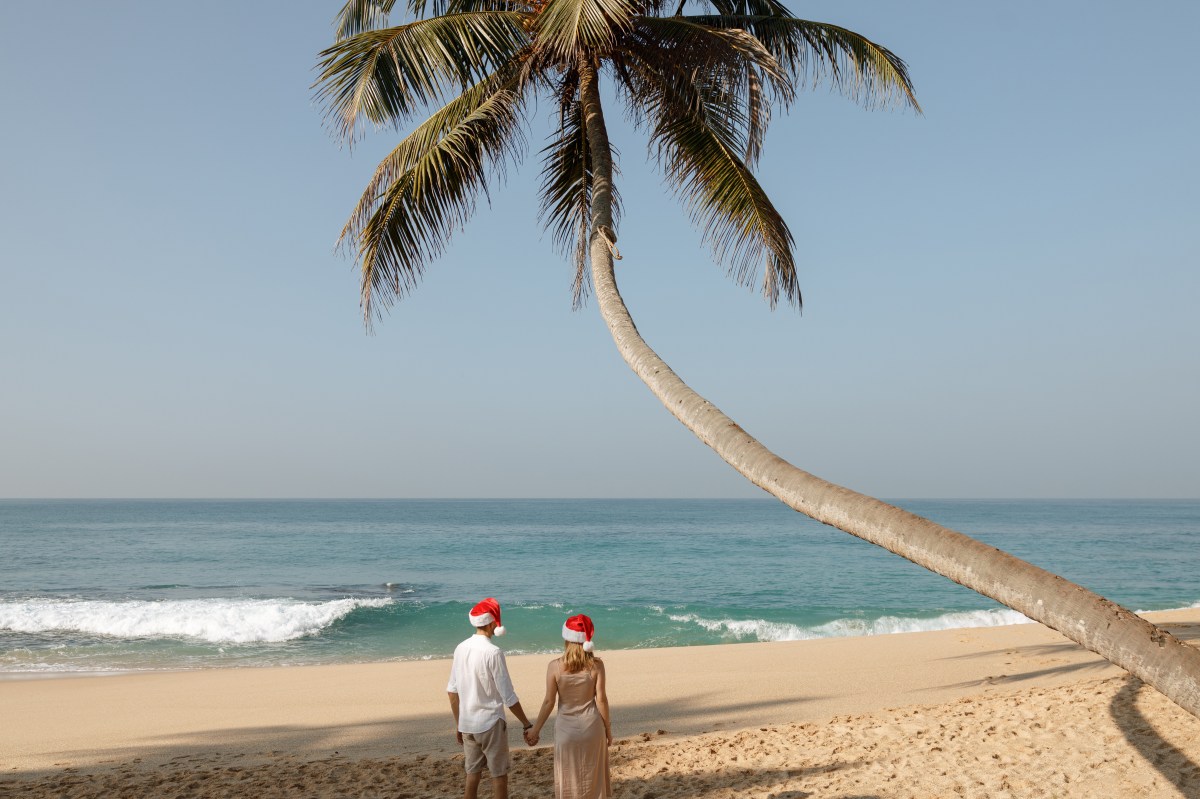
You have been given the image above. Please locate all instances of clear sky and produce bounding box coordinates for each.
[1,1,1196,499]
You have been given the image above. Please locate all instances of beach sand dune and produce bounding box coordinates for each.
[3,611,1199,798]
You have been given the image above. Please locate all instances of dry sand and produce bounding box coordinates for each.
[2,609,1199,798]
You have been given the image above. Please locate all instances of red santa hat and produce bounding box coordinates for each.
[562,614,595,652]
[469,597,505,636]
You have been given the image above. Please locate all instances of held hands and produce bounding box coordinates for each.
[523,726,539,746]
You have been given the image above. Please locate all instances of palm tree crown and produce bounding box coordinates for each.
[316,0,918,324]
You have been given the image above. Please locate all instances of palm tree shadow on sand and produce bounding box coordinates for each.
[1111,678,1200,798]
[1106,621,1200,798]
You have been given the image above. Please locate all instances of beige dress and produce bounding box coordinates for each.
[553,665,611,799]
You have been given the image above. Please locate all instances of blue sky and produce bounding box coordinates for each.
[1,1,1196,499]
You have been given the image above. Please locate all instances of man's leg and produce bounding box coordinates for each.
[491,774,508,799]
[463,730,486,799]
[464,770,482,799]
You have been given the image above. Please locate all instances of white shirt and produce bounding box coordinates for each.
[446,633,520,734]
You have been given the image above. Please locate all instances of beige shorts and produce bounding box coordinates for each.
[463,718,510,777]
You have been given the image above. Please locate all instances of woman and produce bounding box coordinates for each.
[525,614,612,799]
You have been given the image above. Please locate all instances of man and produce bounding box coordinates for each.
[447,597,533,799]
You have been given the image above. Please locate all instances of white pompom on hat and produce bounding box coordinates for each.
[469,597,505,636]
[562,614,595,652]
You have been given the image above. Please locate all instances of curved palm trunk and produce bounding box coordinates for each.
[577,61,1200,718]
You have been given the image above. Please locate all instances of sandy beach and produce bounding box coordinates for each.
[3,609,1199,798]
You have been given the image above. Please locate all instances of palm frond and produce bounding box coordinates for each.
[539,81,592,307]
[744,67,769,166]
[638,0,682,16]
[315,12,531,141]
[621,51,797,306]
[409,0,532,17]
[704,0,791,17]
[616,18,790,162]
[684,15,919,111]
[343,74,529,325]
[534,0,640,60]
[657,110,797,305]
[334,0,398,40]
[639,0,795,18]
[633,16,789,90]
[537,76,622,308]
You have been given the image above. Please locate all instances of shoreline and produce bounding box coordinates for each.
[3,609,1199,796]
[5,601,1196,682]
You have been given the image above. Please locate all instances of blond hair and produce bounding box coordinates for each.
[561,641,594,674]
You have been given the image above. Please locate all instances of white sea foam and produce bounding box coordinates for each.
[1136,601,1200,613]
[668,607,1033,642]
[0,597,393,644]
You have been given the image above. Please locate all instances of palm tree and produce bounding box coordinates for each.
[315,0,1200,717]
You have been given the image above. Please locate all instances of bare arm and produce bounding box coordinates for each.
[492,650,530,729]
[448,691,463,745]
[525,660,560,746]
[508,700,531,729]
[594,659,611,745]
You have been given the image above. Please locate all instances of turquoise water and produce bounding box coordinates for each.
[1,499,1196,673]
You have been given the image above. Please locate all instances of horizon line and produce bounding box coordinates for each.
[2,497,1197,502]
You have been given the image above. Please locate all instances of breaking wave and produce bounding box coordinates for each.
[0,597,393,644]
[667,607,1034,642]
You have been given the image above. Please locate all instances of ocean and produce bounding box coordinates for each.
[1,499,1197,675]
